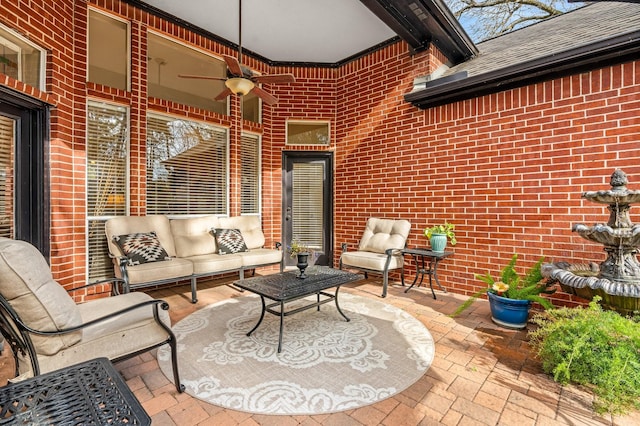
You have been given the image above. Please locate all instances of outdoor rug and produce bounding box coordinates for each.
[157,292,435,415]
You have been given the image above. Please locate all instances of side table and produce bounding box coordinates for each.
[401,248,453,299]
[0,357,150,425]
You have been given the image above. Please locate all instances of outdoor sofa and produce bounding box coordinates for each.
[105,215,283,303]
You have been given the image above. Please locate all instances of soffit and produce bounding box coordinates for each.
[125,0,476,65]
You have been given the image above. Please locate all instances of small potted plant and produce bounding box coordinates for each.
[288,239,312,279]
[451,254,556,328]
[424,222,457,252]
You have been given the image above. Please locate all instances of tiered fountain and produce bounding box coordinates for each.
[543,169,640,314]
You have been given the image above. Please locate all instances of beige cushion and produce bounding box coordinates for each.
[170,215,220,257]
[123,257,194,285]
[237,248,283,267]
[187,253,244,275]
[358,218,411,254]
[341,251,404,272]
[218,216,265,250]
[0,238,82,355]
[26,292,172,375]
[105,215,177,257]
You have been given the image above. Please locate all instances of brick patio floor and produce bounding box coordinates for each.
[2,273,639,425]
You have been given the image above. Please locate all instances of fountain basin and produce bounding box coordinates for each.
[543,261,640,315]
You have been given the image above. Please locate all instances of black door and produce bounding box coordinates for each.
[282,151,333,267]
[0,87,49,257]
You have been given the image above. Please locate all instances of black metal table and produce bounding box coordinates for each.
[234,267,361,353]
[401,248,453,299]
[0,357,150,425]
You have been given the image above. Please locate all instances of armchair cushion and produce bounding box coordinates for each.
[359,218,412,254]
[114,231,170,265]
[0,238,81,355]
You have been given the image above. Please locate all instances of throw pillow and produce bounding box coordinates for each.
[212,228,249,255]
[114,231,170,265]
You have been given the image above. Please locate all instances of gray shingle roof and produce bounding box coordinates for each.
[443,1,640,79]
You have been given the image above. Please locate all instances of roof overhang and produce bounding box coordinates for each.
[405,30,640,109]
[360,0,477,63]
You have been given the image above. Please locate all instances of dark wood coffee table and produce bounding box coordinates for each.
[233,267,361,353]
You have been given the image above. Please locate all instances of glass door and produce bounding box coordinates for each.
[282,152,333,267]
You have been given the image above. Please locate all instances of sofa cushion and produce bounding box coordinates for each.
[218,216,266,250]
[105,215,177,258]
[170,215,219,258]
[114,232,170,265]
[358,218,411,254]
[0,238,82,355]
[212,228,249,255]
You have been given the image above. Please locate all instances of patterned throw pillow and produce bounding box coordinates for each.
[114,231,170,265]
[212,228,249,255]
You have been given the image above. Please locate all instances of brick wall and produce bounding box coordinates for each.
[1,0,639,307]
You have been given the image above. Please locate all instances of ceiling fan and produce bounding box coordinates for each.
[178,0,295,106]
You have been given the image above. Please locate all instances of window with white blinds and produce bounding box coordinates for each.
[0,115,15,239]
[87,102,128,281]
[240,133,260,214]
[292,162,325,251]
[147,114,228,215]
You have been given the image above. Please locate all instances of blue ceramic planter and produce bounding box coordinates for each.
[430,234,447,252]
[487,292,531,329]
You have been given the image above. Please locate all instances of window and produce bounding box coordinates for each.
[0,23,46,90]
[87,102,129,281]
[147,114,228,215]
[240,133,260,214]
[242,94,260,124]
[148,32,228,114]
[286,121,330,146]
[88,9,129,90]
[0,115,14,239]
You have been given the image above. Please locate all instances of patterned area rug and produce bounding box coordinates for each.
[158,292,435,415]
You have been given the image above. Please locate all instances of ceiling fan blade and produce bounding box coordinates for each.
[252,86,279,106]
[253,74,296,84]
[223,55,244,77]
[178,74,226,81]
[214,87,233,101]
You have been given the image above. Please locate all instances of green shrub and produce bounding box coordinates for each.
[529,297,640,415]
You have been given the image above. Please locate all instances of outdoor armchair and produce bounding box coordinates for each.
[0,238,184,392]
[339,217,411,297]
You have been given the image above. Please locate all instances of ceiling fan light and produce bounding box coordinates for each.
[225,77,255,95]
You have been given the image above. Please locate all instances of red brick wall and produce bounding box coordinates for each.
[2,0,639,307]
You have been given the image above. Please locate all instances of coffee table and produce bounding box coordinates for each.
[233,267,361,353]
[0,357,150,425]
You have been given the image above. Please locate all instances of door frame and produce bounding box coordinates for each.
[0,86,50,257]
[282,151,333,267]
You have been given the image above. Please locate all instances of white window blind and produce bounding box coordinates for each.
[292,162,324,251]
[147,115,228,215]
[240,133,260,214]
[0,115,14,239]
[87,102,128,281]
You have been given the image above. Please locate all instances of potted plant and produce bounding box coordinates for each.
[288,239,312,279]
[424,222,457,252]
[451,254,556,328]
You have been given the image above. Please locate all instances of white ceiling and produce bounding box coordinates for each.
[139,0,398,63]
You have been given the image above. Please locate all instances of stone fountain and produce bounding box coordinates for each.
[542,169,640,314]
